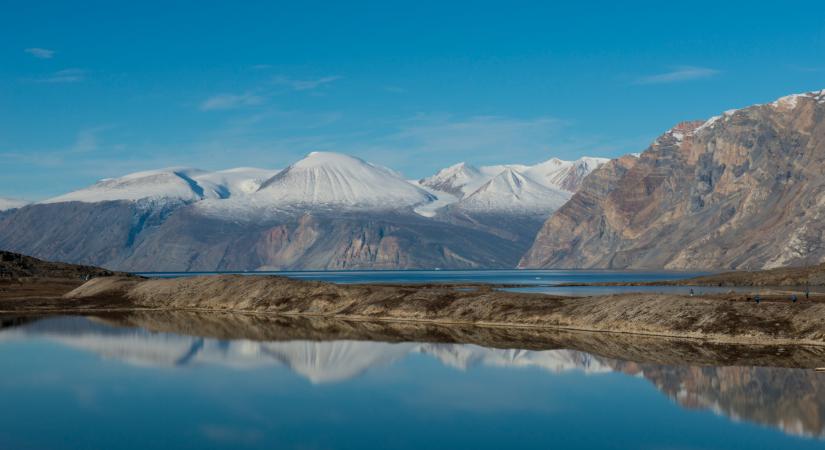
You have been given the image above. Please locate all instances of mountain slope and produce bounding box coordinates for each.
[42,168,218,204]
[112,209,528,271]
[193,167,279,197]
[521,89,825,270]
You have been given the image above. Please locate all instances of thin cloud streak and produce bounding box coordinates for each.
[35,68,86,83]
[272,75,341,91]
[634,66,719,85]
[200,92,264,111]
[24,47,55,59]
[199,74,342,111]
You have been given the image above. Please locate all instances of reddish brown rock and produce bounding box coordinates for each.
[521,90,825,270]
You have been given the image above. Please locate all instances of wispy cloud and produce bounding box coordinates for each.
[383,85,408,94]
[199,74,341,112]
[69,127,111,153]
[36,68,86,83]
[634,66,719,85]
[200,92,264,111]
[272,75,341,91]
[24,47,55,59]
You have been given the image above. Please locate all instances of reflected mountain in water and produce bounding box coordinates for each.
[0,317,609,382]
[1,316,824,439]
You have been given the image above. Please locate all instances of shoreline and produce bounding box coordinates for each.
[5,304,825,349]
[3,273,823,348]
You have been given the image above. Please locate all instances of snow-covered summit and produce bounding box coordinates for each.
[256,152,434,208]
[0,197,29,211]
[421,155,608,202]
[41,168,221,204]
[523,156,609,192]
[40,166,278,205]
[419,162,485,197]
[454,168,572,214]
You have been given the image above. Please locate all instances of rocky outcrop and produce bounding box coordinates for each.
[0,250,127,279]
[521,90,825,269]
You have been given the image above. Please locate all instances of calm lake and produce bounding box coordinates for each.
[137,269,754,296]
[1,316,823,450]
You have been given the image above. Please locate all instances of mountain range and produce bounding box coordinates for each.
[3,88,825,271]
[0,151,606,271]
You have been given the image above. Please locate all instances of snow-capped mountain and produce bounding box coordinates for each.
[0,150,611,271]
[454,168,571,214]
[256,152,434,209]
[420,156,608,201]
[41,167,278,205]
[419,162,487,197]
[523,156,610,192]
[0,197,28,211]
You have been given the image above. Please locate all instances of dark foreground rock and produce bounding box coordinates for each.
[0,250,128,280]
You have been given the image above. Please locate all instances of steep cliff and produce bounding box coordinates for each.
[521,90,825,269]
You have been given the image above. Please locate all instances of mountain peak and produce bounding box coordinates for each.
[256,152,433,208]
[293,151,368,169]
[419,161,483,197]
[456,168,571,214]
[523,156,608,193]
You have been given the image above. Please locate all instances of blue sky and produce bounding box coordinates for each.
[2,0,825,199]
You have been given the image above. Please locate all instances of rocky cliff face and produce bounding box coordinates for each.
[521,90,825,269]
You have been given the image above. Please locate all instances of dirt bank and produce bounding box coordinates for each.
[677,263,825,287]
[560,262,825,288]
[30,274,822,346]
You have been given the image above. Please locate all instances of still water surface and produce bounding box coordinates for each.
[138,269,753,296]
[1,316,823,449]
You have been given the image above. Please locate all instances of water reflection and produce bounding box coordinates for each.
[1,316,824,443]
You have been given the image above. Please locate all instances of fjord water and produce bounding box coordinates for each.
[1,317,824,450]
[138,269,738,296]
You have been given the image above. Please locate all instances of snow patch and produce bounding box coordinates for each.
[412,182,459,217]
